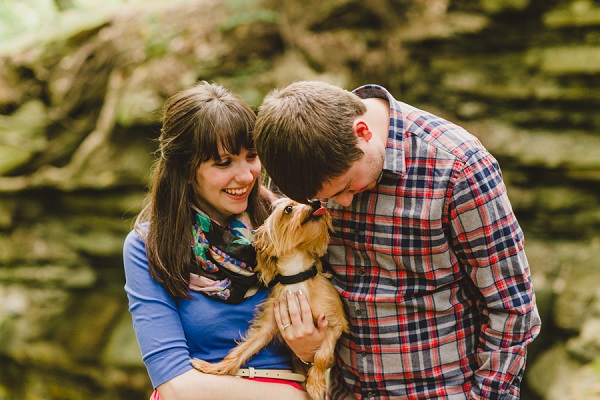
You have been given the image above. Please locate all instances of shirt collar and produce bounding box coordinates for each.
[352,84,406,176]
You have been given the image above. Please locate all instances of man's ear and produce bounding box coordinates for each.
[352,119,372,141]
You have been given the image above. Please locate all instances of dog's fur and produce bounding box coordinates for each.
[191,198,348,400]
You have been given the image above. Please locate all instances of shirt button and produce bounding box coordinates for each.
[367,392,374,397]
[355,309,361,316]
[359,268,366,275]
[361,351,367,358]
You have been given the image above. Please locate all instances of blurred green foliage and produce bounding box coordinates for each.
[220,0,278,31]
[0,0,58,40]
[0,0,186,43]
[220,9,279,31]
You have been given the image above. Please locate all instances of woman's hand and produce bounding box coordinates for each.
[274,290,328,363]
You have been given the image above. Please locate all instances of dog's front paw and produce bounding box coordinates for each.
[190,358,225,375]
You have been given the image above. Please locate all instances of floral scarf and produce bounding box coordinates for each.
[189,208,260,304]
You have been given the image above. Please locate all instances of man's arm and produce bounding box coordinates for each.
[449,151,541,399]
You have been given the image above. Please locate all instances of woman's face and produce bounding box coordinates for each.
[194,146,261,226]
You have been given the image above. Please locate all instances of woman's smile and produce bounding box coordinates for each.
[224,186,250,197]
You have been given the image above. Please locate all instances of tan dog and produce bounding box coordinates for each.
[192,198,348,400]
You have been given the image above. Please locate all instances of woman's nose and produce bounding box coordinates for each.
[235,162,255,182]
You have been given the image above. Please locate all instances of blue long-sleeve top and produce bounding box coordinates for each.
[123,228,293,389]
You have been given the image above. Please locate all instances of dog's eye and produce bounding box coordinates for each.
[284,205,293,214]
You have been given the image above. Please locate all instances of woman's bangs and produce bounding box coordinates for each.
[216,111,254,156]
[197,126,221,162]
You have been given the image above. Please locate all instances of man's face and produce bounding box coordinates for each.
[315,146,384,207]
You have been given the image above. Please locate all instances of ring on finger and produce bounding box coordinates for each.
[280,323,291,330]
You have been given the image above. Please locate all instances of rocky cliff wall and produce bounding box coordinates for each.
[0,0,598,399]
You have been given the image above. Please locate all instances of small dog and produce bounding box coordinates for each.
[192,198,348,400]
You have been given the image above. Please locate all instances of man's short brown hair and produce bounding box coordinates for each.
[255,81,366,202]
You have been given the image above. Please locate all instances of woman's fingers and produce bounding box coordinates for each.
[276,290,325,338]
[274,290,329,363]
[286,290,303,326]
[296,290,314,326]
[284,290,319,338]
[275,291,309,336]
[275,300,291,333]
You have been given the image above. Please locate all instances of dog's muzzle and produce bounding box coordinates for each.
[309,199,321,212]
[307,199,327,218]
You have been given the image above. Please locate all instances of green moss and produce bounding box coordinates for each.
[544,1,600,28]
[143,12,173,58]
[0,99,48,175]
[220,9,278,31]
[538,46,600,74]
[0,146,34,176]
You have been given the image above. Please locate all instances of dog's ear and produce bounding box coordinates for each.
[256,251,278,285]
[253,224,279,285]
[253,224,270,255]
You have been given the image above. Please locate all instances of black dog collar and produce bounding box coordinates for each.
[273,264,318,285]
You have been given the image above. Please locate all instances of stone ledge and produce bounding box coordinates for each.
[544,1,600,28]
[0,265,96,288]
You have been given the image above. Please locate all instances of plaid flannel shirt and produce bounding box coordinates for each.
[326,85,541,400]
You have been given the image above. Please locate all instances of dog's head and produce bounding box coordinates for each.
[253,198,332,285]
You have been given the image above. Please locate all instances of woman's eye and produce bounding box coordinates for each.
[214,159,231,167]
[284,205,293,214]
[247,151,258,160]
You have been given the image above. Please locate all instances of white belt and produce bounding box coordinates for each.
[235,367,306,383]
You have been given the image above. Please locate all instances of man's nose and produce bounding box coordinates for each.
[333,193,353,207]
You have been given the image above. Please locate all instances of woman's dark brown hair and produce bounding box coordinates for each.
[135,82,270,299]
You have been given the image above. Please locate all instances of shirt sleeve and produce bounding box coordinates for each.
[448,150,541,399]
[123,229,194,388]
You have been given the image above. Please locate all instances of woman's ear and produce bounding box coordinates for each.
[352,119,372,141]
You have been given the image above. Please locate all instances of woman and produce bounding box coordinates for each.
[123,82,325,400]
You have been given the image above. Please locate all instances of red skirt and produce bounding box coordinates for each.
[149,377,303,399]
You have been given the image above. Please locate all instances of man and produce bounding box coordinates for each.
[254,81,541,399]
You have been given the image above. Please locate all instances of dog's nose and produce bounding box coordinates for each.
[309,199,321,212]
